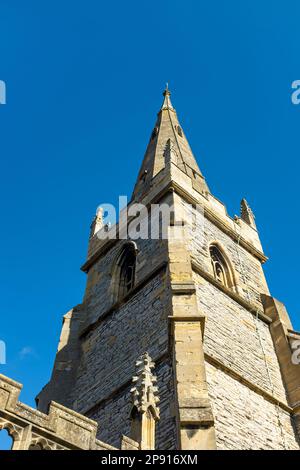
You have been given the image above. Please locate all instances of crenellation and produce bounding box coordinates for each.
[0,373,122,450]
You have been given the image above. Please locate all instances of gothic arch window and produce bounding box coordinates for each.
[114,243,137,302]
[209,244,234,289]
[0,420,21,450]
[28,437,53,450]
[28,443,44,450]
[0,428,13,450]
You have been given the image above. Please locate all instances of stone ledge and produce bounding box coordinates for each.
[169,181,268,263]
[205,353,292,413]
[168,315,206,338]
[80,261,168,338]
[179,406,214,426]
[121,435,140,450]
[170,281,196,294]
[192,261,270,324]
[0,374,22,390]
[81,176,267,275]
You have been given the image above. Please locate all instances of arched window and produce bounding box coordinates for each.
[209,244,233,289]
[0,428,13,450]
[28,443,44,450]
[28,437,53,450]
[115,244,136,301]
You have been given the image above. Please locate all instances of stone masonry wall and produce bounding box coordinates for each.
[194,273,288,402]
[184,199,299,449]
[88,360,177,450]
[83,234,168,329]
[71,269,177,449]
[193,273,299,448]
[183,201,269,309]
[205,362,299,450]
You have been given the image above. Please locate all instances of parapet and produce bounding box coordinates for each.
[0,373,136,450]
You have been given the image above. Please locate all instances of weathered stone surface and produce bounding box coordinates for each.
[86,361,176,450]
[32,88,300,450]
[0,374,120,450]
[183,201,269,308]
[206,363,299,450]
[72,272,169,412]
[194,273,289,403]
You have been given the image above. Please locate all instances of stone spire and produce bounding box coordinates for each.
[130,352,160,449]
[131,86,210,201]
[240,198,257,229]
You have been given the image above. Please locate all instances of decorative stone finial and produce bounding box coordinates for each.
[240,199,256,229]
[130,352,160,419]
[130,353,160,450]
[90,207,104,238]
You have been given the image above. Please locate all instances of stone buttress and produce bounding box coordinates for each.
[36,88,300,450]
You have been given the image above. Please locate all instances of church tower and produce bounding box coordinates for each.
[37,88,300,450]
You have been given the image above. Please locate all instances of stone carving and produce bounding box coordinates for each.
[240,199,256,229]
[0,373,138,451]
[131,352,160,418]
[90,207,104,238]
[130,353,160,449]
[29,436,56,450]
[0,418,22,447]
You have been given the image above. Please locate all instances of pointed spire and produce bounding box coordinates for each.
[240,199,257,229]
[131,87,210,201]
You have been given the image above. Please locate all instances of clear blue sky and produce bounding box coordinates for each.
[0,0,300,427]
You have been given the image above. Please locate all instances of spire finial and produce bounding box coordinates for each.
[163,82,170,97]
[161,83,173,110]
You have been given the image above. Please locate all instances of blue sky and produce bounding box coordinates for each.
[0,0,300,443]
